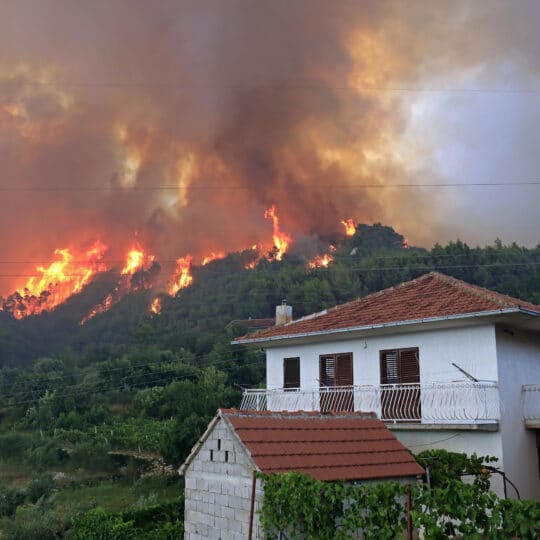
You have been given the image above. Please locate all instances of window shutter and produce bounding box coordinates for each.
[319,356,335,387]
[335,353,353,386]
[398,349,420,384]
[283,357,300,389]
[381,351,399,384]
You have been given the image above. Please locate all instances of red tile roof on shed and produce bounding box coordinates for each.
[233,272,540,344]
[220,409,424,482]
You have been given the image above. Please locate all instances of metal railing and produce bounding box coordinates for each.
[239,382,500,424]
[522,384,540,425]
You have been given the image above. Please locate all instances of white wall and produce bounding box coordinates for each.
[496,328,540,500]
[184,418,264,540]
[266,324,498,390]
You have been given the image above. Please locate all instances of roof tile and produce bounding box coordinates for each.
[234,272,540,343]
[221,409,424,481]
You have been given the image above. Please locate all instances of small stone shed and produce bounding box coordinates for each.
[180,409,424,540]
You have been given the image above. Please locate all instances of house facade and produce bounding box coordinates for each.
[180,409,423,540]
[233,272,540,500]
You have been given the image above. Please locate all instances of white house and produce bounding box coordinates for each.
[180,408,423,540]
[232,272,540,500]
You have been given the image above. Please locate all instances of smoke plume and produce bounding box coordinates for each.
[1,0,540,295]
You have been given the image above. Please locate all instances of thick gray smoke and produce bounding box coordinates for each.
[1,0,540,294]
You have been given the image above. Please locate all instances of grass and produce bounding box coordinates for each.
[51,475,182,515]
[0,461,33,488]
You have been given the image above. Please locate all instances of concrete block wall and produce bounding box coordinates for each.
[184,418,265,539]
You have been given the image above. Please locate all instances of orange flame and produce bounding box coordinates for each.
[149,296,163,315]
[341,218,356,236]
[8,241,108,319]
[243,244,261,269]
[122,245,145,274]
[169,255,193,295]
[308,253,334,269]
[80,292,114,325]
[202,251,225,265]
[264,205,291,261]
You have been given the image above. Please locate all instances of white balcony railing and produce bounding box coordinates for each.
[240,382,500,424]
[522,384,540,426]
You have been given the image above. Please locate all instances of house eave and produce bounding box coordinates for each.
[231,307,539,347]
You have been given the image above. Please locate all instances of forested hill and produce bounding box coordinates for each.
[1,223,540,369]
[1,223,540,536]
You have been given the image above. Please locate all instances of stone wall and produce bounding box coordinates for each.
[184,418,264,540]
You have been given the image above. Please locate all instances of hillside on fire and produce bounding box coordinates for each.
[1,224,540,536]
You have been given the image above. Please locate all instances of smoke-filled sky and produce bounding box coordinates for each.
[1,0,540,294]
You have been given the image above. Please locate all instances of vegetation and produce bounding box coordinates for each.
[259,451,540,539]
[0,224,540,535]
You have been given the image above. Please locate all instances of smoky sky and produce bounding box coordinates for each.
[1,0,540,294]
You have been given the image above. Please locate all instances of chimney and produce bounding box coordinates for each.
[275,300,292,326]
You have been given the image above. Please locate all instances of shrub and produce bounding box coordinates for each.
[26,474,55,503]
[0,432,35,461]
[0,484,25,517]
[71,507,137,540]
[2,504,67,539]
[24,440,69,470]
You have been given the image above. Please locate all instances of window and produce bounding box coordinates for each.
[380,348,420,384]
[283,357,300,390]
[380,347,420,421]
[319,353,353,412]
[319,353,353,387]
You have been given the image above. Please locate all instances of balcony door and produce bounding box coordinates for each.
[319,353,353,412]
[380,348,420,421]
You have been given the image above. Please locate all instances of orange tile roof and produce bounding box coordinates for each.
[233,272,540,343]
[221,409,424,482]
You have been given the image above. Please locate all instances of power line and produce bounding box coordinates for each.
[2,259,540,280]
[0,350,262,392]
[0,249,534,266]
[0,373,188,409]
[2,181,540,192]
[2,80,540,94]
[0,353,264,409]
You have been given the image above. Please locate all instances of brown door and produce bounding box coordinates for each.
[380,348,420,421]
[319,353,353,412]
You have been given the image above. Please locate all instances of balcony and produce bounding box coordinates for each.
[522,384,540,428]
[240,382,500,426]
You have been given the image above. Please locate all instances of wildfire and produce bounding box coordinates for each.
[4,241,108,319]
[149,296,163,315]
[80,292,114,325]
[264,205,291,261]
[80,243,158,324]
[169,256,193,295]
[308,253,334,269]
[341,218,356,236]
[202,252,225,265]
[122,245,146,274]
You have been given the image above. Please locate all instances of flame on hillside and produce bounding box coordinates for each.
[81,244,159,324]
[341,219,356,237]
[2,205,356,321]
[149,296,163,315]
[308,254,333,269]
[264,205,291,261]
[2,241,108,319]
[202,252,225,266]
[169,256,193,295]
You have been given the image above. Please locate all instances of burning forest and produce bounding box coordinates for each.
[2,1,539,323]
[0,206,358,322]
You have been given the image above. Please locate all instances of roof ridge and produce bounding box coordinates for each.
[285,272,436,324]
[430,271,538,309]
